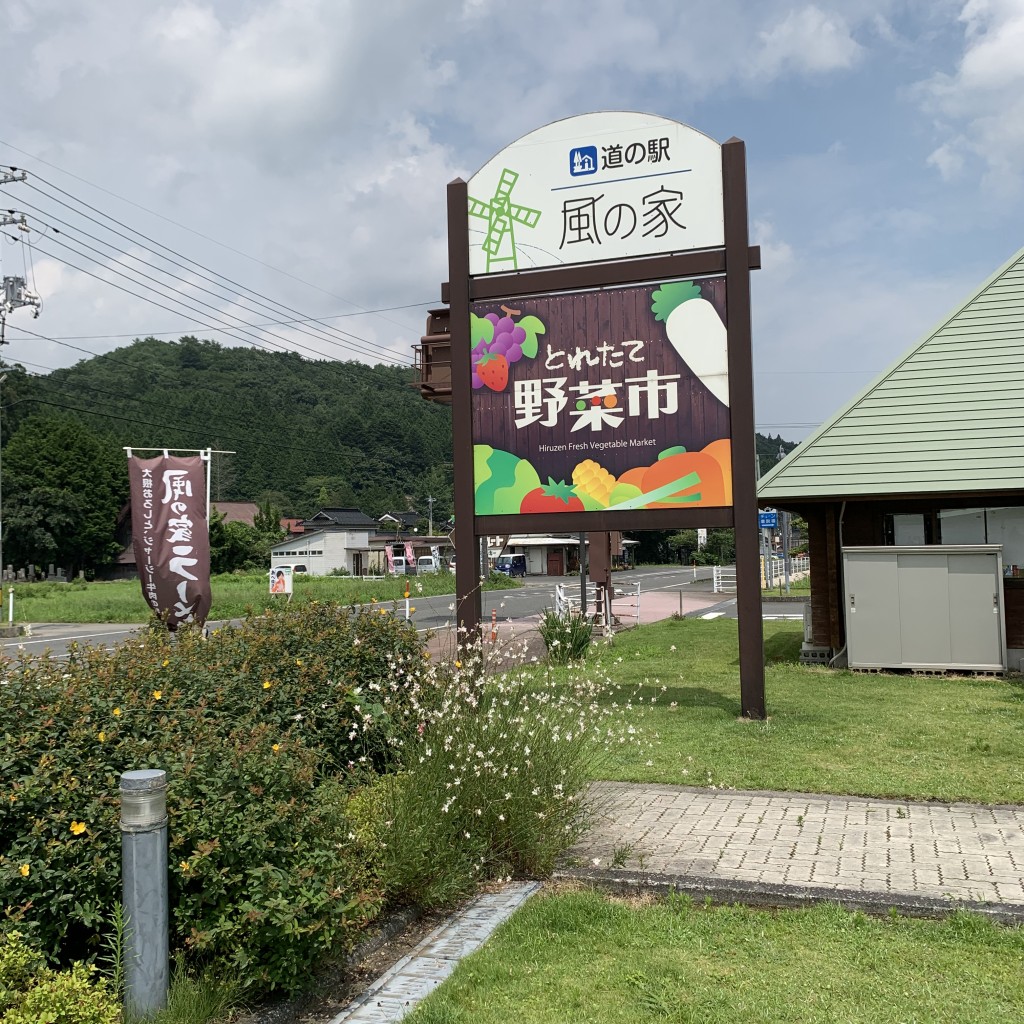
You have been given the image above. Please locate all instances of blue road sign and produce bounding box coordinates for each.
[759,511,778,529]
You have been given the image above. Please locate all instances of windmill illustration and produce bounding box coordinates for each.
[468,168,541,272]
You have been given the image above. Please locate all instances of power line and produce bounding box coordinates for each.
[10,391,361,459]
[0,142,422,334]
[3,228,402,366]
[1,327,431,465]
[14,188,411,364]
[0,300,435,343]
[4,323,421,441]
[14,223,405,366]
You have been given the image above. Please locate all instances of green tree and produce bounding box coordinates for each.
[2,414,126,575]
[208,512,269,574]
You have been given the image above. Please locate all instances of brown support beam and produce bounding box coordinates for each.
[825,505,842,650]
[439,245,761,305]
[722,138,766,720]
[447,179,481,635]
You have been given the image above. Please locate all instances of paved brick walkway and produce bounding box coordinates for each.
[571,783,1024,912]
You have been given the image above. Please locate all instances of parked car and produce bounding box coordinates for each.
[417,555,440,573]
[494,554,527,578]
[391,557,416,576]
[271,562,308,575]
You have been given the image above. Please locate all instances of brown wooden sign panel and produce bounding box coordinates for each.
[470,279,733,520]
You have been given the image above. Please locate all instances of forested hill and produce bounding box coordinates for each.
[2,336,454,519]
[0,334,799,522]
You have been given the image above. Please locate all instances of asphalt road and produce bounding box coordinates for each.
[0,566,721,660]
[1,567,813,660]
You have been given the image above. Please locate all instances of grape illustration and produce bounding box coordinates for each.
[470,304,546,388]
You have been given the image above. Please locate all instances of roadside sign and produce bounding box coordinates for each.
[269,565,293,595]
[759,511,778,529]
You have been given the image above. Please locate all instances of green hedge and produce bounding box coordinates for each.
[0,931,119,1024]
[0,602,432,993]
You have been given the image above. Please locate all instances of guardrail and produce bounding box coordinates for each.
[713,565,737,593]
[761,555,810,589]
[554,581,642,633]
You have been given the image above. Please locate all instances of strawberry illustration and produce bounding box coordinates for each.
[476,350,509,391]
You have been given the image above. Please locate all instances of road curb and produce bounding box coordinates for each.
[553,867,1024,924]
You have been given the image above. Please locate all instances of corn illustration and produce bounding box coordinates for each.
[572,459,616,506]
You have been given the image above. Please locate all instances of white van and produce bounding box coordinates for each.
[417,555,440,573]
[391,557,415,576]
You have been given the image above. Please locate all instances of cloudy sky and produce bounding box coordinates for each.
[0,0,1021,440]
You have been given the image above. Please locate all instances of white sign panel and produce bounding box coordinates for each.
[466,112,723,277]
[269,565,293,595]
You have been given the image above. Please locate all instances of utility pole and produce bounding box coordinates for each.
[0,373,7,598]
[0,182,41,608]
[427,495,435,536]
[1,211,42,346]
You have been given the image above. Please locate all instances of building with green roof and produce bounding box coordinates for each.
[758,245,1024,668]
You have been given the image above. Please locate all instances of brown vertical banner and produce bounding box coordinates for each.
[127,454,212,629]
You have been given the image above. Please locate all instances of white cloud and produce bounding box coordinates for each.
[755,5,863,77]
[920,0,1024,191]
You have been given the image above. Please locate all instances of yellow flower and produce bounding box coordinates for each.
[179,861,191,872]
[423,651,431,659]
[70,821,86,836]
[272,743,281,753]
[19,863,29,877]
[455,660,462,669]
[263,681,272,690]
[162,659,169,667]
[295,659,303,667]
[410,606,416,613]
[153,690,162,701]
[98,732,106,743]
[112,708,121,717]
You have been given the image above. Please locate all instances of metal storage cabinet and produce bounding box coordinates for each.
[843,546,1006,672]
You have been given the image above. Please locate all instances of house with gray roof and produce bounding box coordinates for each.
[301,507,380,531]
[759,245,1024,671]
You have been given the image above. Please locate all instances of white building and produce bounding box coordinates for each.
[271,527,373,576]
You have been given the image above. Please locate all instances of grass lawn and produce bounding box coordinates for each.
[5,571,501,624]
[407,889,1024,1024]
[762,574,811,596]
[591,619,1024,804]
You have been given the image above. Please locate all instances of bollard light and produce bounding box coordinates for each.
[120,769,169,1018]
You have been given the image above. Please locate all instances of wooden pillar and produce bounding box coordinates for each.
[723,138,766,719]
[447,179,481,635]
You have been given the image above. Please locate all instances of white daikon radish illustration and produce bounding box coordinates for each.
[651,281,730,407]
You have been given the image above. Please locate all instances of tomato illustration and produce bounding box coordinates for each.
[519,478,585,513]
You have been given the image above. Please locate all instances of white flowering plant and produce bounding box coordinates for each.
[355,627,656,906]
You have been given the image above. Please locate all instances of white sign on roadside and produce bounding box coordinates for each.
[269,565,293,595]
[467,111,724,276]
